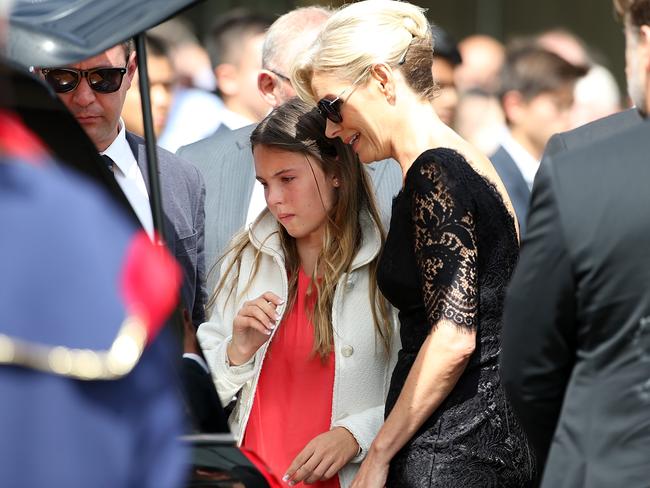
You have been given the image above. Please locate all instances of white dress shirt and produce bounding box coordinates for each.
[102,120,154,239]
[219,107,256,131]
[245,181,267,227]
[499,130,540,191]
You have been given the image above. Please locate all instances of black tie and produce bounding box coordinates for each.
[101,154,114,172]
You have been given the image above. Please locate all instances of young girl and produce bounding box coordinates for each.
[197,97,398,488]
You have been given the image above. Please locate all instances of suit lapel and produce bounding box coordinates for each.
[124,131,176,249]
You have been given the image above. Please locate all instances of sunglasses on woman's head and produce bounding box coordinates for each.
[41,66,128,94]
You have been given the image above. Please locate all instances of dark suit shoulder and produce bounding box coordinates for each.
[541,119,650,252]
[544,108,642,157]
[549,117,650,178]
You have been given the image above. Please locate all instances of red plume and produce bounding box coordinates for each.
[0,110,47,163]
[120,231,182,341]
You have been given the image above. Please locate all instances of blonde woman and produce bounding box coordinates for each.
[292,1,535,486]
[198,97,398,488]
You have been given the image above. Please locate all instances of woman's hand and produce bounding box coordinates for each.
[349,448,390,488]
[283,427,359,485]
[227,291,284,366]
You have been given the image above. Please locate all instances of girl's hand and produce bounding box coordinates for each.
[283,427,359,485]
[349,449,390,488]
[227,291,284,365]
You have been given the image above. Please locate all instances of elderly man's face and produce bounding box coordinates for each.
[52,45,137,152]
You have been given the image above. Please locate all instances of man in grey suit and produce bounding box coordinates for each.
[490,45,586,236]
[39,40,207,326]
[178,6,402,292]
[500,1,650,485]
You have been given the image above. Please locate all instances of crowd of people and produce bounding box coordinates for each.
[2,0,650,487]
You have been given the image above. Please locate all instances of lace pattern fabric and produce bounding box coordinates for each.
[411,161,479,332]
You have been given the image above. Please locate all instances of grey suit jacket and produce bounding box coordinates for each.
[500,119,650,487]
[126,132,207,326]
[178,124,402,292]
[490,145,530,237]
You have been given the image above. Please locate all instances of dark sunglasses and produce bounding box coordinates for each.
[41,66,128,94]
[317,70,369,124]
[316,40,413,124]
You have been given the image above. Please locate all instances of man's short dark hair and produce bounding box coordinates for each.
[614,0,650,26]
[205,9,273,69]
[431,25,462,66]
[122,38,136,61]
[145,34,171,61]
[499,44,588,101]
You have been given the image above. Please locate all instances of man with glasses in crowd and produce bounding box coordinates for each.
[37,42,231,433]
[39,40,207,331]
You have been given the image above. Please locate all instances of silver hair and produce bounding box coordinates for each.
[262,6,332,74]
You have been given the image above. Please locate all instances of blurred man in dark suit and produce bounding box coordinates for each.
[501,1,650,486]
[491,45,586,236]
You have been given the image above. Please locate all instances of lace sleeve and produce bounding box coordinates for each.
[410,157,478,332]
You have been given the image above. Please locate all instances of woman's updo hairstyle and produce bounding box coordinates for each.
[292,0,436,103]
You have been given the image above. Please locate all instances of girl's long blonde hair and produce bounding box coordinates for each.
[208,97,392,358]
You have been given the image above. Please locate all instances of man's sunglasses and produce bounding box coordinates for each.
[41,66,128,94]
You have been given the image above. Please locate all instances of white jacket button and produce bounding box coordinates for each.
[341,345,354,357]
[346,274,356,289]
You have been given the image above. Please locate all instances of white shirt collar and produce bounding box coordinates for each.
[499,129,540,191]
[101,119,138,176]
[219,108,256,131]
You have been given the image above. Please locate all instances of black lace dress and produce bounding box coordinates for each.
[378,148,535,487]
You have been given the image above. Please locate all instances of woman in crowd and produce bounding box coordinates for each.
[198,97,399,488]
[292,1,535,486]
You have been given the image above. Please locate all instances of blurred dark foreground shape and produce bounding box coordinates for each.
[2,0,280,486]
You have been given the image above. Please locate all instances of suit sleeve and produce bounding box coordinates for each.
[192,168,208,326]
[500,156,577,468]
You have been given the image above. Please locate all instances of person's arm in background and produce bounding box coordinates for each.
[500,155,577,469]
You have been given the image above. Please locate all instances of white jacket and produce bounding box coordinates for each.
[198,209,399,487]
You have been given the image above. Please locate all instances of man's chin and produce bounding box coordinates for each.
[76,116,102,126]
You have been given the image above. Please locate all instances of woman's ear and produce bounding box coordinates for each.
[331,174,340,188]
[370,64,394,102]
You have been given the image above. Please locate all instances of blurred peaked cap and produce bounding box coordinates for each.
[0,156,180,379]
[431,24,462,66]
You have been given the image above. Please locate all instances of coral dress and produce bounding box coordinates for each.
[243,268,340,488]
